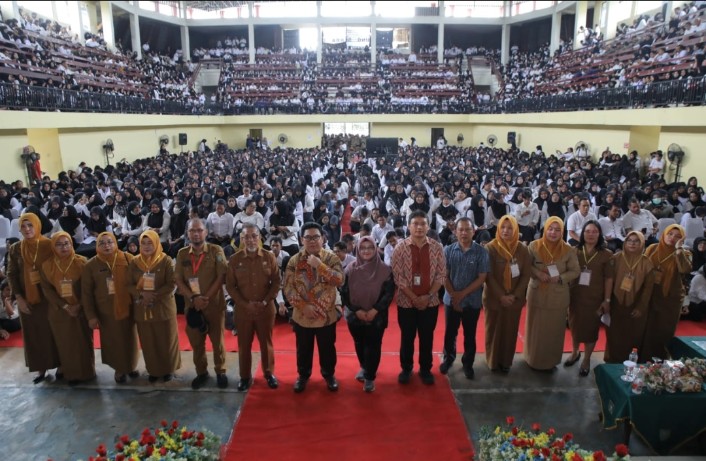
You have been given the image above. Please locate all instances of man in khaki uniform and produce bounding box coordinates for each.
[226,222,281,391]
[175,218,229,390]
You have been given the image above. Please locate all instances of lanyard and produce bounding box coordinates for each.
[542,242,555,263]
[191,252,206,275]
[497,240,516,261]
[582,246,598,267]
[54,257,74,278]
[138,254,162,273]
[104,252,118,274]
[622,253,641,273]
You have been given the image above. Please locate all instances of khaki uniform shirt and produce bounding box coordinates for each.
[175,243,228,311]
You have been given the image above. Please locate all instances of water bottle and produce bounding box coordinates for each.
[628,348,638,364]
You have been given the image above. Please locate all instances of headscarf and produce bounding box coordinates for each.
[145,199,165,229]
[645,224,685,296]
[42,231,86,306]
[692,237,706,272]
[613,231,649,306]
[58,205,81,236]
[536,216,571,265]
[96,232,133,320]
[487,215,520,292]
[345,236,391,310]
[18,213,53,304]
[135,230,165,292]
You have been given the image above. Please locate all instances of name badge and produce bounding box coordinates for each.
[653,269,662,284]
[620,274,634,292]
[29,269,41,285]
[188,277,201,295]
[547,264,560,278]
[106,277,115,295]
[60,280,73,298]
[413,274,422,286]
[579,269,591,286]
[510,263,520,278]
[142,273,155,291]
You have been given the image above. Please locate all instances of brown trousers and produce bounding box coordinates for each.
[235,303,276,379]
[185,305,226,375]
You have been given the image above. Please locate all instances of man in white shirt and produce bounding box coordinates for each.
[371,215,394,245]
[513,191,540,243]
[566,197,597,246]
[598,203,626,252]
[236,185,253,210]
[206,199,235,254]
[648,151,665,177]
[622,198,659,246]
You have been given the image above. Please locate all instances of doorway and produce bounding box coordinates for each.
[431,128,444,147]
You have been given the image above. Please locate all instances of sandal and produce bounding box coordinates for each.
[563,352,582,367]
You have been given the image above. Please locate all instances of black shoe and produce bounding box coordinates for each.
[355,368,365,382]
[265,374,279,389]
[439,360,453,375]
[148,375,159,383]
[579,368,590,377]
[500,366,511,373]
[564,352,582,367]
[191,373,209,390]
[236,377,252,392]
[363,379,375,393]
[33,373,46,384]
[217,373,228,389]
[114,373,127,384]
[419,371,435,385]
[68,380,81,386]
[398,370,412,384]
[325,376,339,392]
[293,376,308,393]
[54,372,64,381]
[162,374,173,382]
[128,371,140,379]
[463,367,475,380]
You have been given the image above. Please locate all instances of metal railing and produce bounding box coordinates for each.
[0,77,704,116]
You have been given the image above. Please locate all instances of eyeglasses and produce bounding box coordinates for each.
[54,242,72,248]
[242,234,259,240]
[302,235,321,241]
[97,240,114,247]
[625,239,641,244]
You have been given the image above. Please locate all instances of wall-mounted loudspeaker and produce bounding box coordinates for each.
[178,133,187,146]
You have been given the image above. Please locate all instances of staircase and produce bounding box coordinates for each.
[193,62,222,93]
[469,56,502,97]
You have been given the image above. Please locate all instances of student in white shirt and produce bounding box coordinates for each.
[513,191,540,243]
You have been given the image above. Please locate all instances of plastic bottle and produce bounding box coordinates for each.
[628,347,638,364]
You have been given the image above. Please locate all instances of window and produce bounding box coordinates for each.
[445,1,505,18]
[324,123,370,136]
[321,1,372,17]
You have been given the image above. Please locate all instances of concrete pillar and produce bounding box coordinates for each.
[180,25,190,61]
[68,1,85,43]
[130,12,141,59]
[86,2,99,35]
[370,24,376,64]
[593,0,604,30]
[573,0,588,50]
[248,23,255,63]
[604,0,619,41]
[501,23,510,65]
[549,10,562,55]
[316,1,322,64]
[99,1,115,51]
[51,1,58,21]
[437,24,444,63]
[0,1,19,20]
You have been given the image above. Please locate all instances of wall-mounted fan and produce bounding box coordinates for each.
[457,133,464,145]
[159,134,169,147]
[278,133,288,144]
[103,138,115,165]
[666,143,685,182]
[487,134,497,147]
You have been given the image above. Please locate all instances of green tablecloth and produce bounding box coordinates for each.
[669,336,706,360]
[594,363,706,455]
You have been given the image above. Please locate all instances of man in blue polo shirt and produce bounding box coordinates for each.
[440,217,489,379]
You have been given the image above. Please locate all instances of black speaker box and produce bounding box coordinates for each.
[178,133,187,146]
[507,132,516,144]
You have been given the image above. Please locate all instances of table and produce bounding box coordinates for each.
[669,336,706,360]
[594,363,706,455]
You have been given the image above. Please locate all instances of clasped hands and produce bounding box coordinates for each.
[537,271,560,284]
[355,308,378,323]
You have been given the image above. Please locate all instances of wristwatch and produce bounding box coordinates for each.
[603,299,611,304]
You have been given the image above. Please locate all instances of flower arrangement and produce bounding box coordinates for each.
[641,357,706,394]
[478,416,631,461]
[73,420,221,461]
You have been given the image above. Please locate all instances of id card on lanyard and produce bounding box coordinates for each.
[60,279,73,298]
[142,273,156,291]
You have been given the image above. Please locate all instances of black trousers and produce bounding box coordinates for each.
[294,322,337,379]
[348,322,385,380]
[397,305,438,373]
[442,305,481,370]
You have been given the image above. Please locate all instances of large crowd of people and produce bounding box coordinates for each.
[1,138,704,393]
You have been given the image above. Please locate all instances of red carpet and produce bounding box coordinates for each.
[223,352,475,461]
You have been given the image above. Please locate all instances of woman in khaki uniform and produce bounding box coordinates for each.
[127,230,181,382]
[39,231,95,385]
[525,216,580,371]
[604,231,653,363]
[81,232,139,383]
[483,215,531,373]
[642,224,692,360]
[567,221,614,376]
[6,213,60,383]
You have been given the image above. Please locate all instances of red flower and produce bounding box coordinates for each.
[615,443,629,457]
[160,419,168,427]
[182,431,191,440]
[552,455,562,461]
[532,448,540,457]
[506,416,515,425]
[547,427,556,436]
[120,435,130,444]
[96,444,107,456]
[512,427,519,435]
[168,428,175,436]
[172,420,179,429]
[572,453,584,461]
[115,442,124,451]
[541,447,551,457]
[145,446,154,456]
[142,428,151,436]
[196,440,203,447]
[116,455,125,461]
[160,447,168,456]
[552,440,565,450]
[593,450,607,461]
[197,432,205,440]
[512,439,521,447]
[563,432,574,442]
